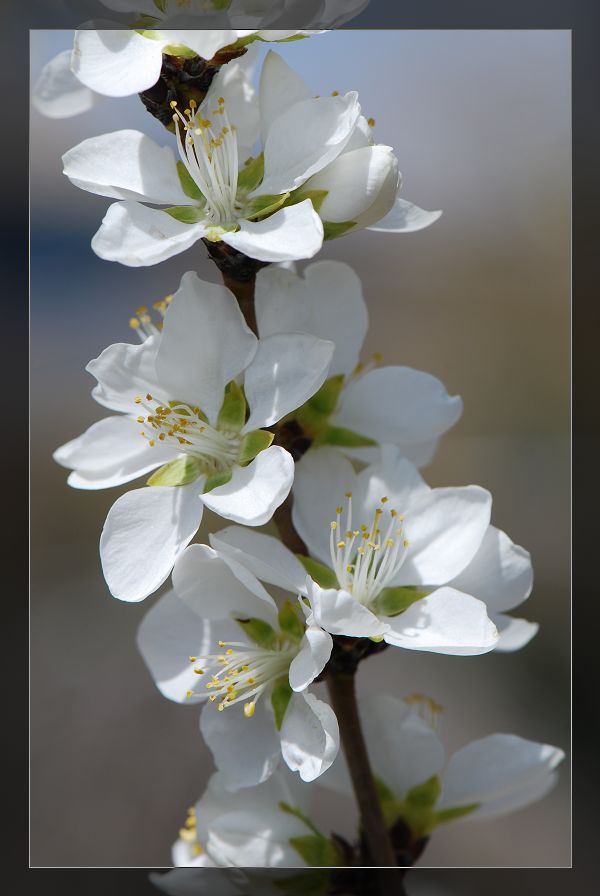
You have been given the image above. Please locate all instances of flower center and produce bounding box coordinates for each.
[188,639,296,718]
[134,394,241,472]
[172,97,242,227]
[178,805,203,857]
[329,494,409,607]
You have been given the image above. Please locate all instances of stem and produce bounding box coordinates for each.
[211,251,399,882]
[326,671,397,870]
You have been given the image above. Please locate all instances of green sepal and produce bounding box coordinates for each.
[133,20,161,31]
[164,206,205,224]
[278,601,305,644]
[288,835,343,868]
[162,44,198,59]
[236,617,278,651]
[296,555,339,589]
[433,803,480,826]
[400,775,442,837]
[313,425,377,448]
[323,220,357,240]
[373,586,428,617]
[177,161,204,202]
[245,192,290,221]
[217,381,247,433]
[306,375,345,416]
[271,676,293,730]
[202,469,233,494]
[237,153,264,193]
[147,456,203,487]
[238,429,274,465]
[285,188,329,214]
[278,801,321,836]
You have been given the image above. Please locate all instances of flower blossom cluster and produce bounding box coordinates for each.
[44,24,564,873]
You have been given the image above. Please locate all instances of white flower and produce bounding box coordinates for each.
[254,260,463,466]
[209,444,534,654]
[321,694,565,838]
[137,543,338,788]
[61,51,439,266]
[169,769,314,868]
[53,271,334,602]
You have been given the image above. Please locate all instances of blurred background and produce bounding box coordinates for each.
[30,30,570,867]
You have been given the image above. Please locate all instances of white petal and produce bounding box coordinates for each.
[288,626,332,692]
[243,333,334,431]
[259,50,311,146]
[333,367,463,447]
[255,260,368,377]
[160,29,238,61]
[339,437,441,470]
[32,50,98,119]
[100,483,203,602]
[87,334,160,413]
[223,201,323,263]
[383,587,498,656]
[354,445,431,524]
[305,145,398,225]
[392,486,492,586]
[280,692,339,782]
[204,62,259,159]
[491,614,539,652]
[449,526,533,613]
[307,579,388,638]
[207,811,305,868]
[257,92,361,196]
[209,527,307,593]
[63,130,189,204]
[201,446,293,526]
[54,415,178,488]
[172,543,278,625]
[72,27,163,97]
[92,201,207,267]
[368,197,442,233]
[439,734,565,816]
[156,271,256,425]
[292,448,359,565]
[200,699,281,791]
[136,589,239,704]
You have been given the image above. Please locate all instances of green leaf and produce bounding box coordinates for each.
[164,205,204,224]
[278,601,305,643]
[373,586,428,617]
[296,555,339,589]
[288,835,342,868]
[271,676,293,730]
[177,161,204,202]
[405,775,441,811]
[238,429,274,465]
[279,801,321,837]
[237,153,264,193]
[245,192,290,221]
[286,188,329,214]
[217,381,246,433]
[313,425,377,448]
[306,375,345,416]
[323,220,357,240]
[202,469,233,494]
[147,456,202,487]
[374,776,402,827]
[433,803,480,826]
[236,617,278,651]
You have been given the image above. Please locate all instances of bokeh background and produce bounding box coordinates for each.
[30,30,570,867]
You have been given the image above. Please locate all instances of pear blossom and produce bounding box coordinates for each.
[287,445,536,651]
[254,260,463,466]
[321,694,565,838]
[62,51,440,266]
[53,271,334,602]
[137,543,338,787]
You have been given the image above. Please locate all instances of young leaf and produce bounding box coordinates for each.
[433,803,480,826]
[278,601,305,643]
[288,835,343,868]
[236,617,278,651]
[147,456,202,487]
[296,555,339,589]
[271,676,293,730]
[279,801,321,837]
[217,381,246,433]
[374,586,428,617]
